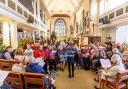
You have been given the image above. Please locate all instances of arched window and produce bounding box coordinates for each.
[55,18,66,37]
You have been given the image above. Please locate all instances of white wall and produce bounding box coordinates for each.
[101,27,116,42]
[116,26,128,44]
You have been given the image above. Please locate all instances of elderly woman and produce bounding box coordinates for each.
[12,48,29,72]
[95,48,126,89]
[26,57,46,74]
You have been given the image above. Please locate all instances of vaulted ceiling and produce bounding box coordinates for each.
[42,0,84,15]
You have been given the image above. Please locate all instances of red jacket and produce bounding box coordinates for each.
[34,50,41,58]
[41,50,48,60]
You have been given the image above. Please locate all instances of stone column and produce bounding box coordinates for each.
[37,0,40,20]
[2,22,10,46]
[10,22,18,49]
[32,32,35,42]
[2,21,18,49]
[33,0,37,17]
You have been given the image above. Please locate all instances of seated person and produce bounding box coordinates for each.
[12,48,29,72]
[34,57,45,68]
[12,62,26,72]
[2,46,13,60]
[14,48,29,63]
[26,58,46,74]
[94,48,126,89]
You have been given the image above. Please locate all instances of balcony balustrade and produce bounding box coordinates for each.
[0,0,46,30]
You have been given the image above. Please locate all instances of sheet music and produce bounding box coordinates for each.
[0,70,10,87]
[100,59,112,68]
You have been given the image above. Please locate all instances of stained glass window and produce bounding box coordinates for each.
[55,19,66,37]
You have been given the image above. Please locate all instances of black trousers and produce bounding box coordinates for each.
[68,63,74,76]
[83,57,91,70]
[49,60,57,71]
[43,60,48,72]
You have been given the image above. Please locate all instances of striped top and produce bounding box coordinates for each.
[66,45,76,57]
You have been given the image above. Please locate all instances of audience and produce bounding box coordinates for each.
[1,39,128,89]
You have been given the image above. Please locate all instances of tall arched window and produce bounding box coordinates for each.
[55,18,66,37]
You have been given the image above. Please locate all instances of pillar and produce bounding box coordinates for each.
[32,32,35,42]
[10,22,18,49]
[37,0,40,20]
[2,22,10,46]
[38,31,41,40]
[2,21,18,49]
[33,0,37,17]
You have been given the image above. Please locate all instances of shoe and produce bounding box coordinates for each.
[68,75,71,78]
[94,78,99,82]
[72,74,74,77]
[94,86,101,89]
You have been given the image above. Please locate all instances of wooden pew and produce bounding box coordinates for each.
[0,59,19,71]
[6,72,24,89]
[23,72,46,89]
[10,60,19,68]
[0,59,11,71]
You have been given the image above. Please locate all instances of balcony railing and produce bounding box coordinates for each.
[0,0,46,29]
[99,1,128,24]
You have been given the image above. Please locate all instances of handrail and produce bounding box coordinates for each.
[99,1,128,17]
[12,0,34,18]
[0,0,47,30]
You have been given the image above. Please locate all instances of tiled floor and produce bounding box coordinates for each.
[55,68,97,89]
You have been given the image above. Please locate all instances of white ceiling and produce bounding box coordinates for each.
[43,0,83,15]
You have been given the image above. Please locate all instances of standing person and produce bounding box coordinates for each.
[48,46,54,71]
[34,46,41,59]
[66,40,75,78]
[51,45,58,71]
[24,44,34,57]
[42,43,49,72]
[75,49,81,70]
[83,45,91,70]
[59,47,66,71]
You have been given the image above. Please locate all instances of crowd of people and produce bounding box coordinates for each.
[0,40,80,78]
[0,39,128,89]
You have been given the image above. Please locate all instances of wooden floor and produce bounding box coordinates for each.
[55,68,97,89]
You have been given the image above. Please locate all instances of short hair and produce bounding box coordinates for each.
[15,48,24,55]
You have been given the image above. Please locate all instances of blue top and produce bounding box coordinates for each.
[26,63,46,74]
[59,50,65,59]
[66,45,75,57]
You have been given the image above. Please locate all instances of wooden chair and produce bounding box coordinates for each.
[0,60,11,71]
[102,70,128,89]
[6,72,24,89]
[23,72,46,89]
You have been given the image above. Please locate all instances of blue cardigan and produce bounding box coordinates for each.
[26,63,46,74]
